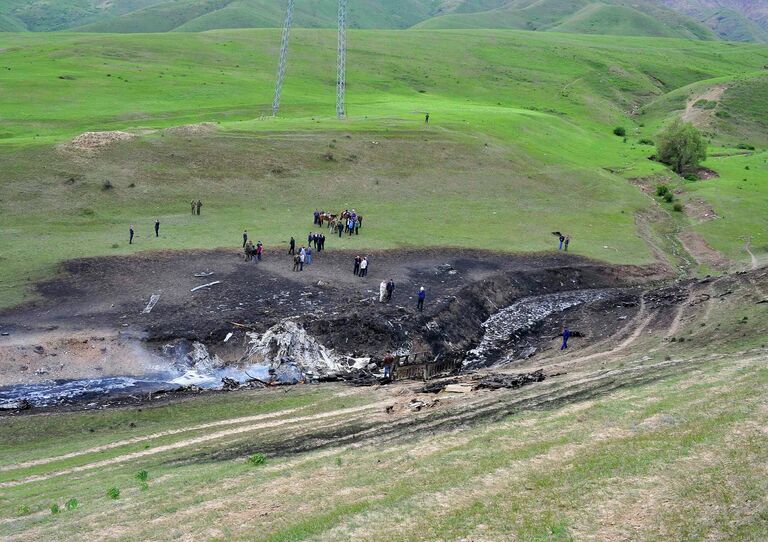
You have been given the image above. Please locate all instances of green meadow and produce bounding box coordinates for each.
[1,29,767,308]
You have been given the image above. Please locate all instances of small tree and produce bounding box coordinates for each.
[656,120,707,175]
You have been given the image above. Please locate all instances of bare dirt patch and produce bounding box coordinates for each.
[682,85,727,127]
[677,231,729,269]
[163,123,218,136]
[68,131,135,150]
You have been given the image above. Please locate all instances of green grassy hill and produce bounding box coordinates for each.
[0,29,767,308]
[0,0,740,41]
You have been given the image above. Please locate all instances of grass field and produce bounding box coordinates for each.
[0,29,767,309]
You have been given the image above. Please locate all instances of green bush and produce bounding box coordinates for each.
[65,498,78,511]
[736,143,755,150]
[663,192,674,203]
[18,504,31,516]
[715,110,730,118]
[638,138,654,146]
[656,120,707,174]
[613,126,626,137]
[136,470,149,483]
[656,185,669,197]
[247,453,267,466]
[107,487,120,500]
[673,203,684,212]
[50,504,60,514]
[684,173,699,182]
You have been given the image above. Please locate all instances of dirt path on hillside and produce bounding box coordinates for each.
[682,85,727,126]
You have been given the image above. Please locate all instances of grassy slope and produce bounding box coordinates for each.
[549,4,681,38]
[0,30,767,309]
[1,294,766,540]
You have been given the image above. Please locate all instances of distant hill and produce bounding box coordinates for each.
[0,0,766,43]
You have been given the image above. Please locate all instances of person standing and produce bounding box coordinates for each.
[564,235,570,252]
[305,246,312,265]
[359,257,368,277]
[313,209,320,225]
[319,234,325,252]
[129,224,135,245]
[299,250,305,271]
[354,218,361,235]
[353,255,361,276]
[379,280,387,303]
[425,112,430,124]
[196,200,202,215]
[417,286,426,311]
[558,234,565,251]
[338,222,343,238]
[256,241,263,261]
[244,240,253,262]
[154,219,160,237]
[382,352,395,379]
[190,200,196,215]
[242,230,248,248]
[289,236,296,255]
[386,279,395,302]
[348,217,354,236]
[293,254,301,272]
[561,327,571,350]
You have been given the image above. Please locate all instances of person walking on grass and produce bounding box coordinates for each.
[561,327,571,350]
[129,224,135,245]
[289,236,295,255]
[154,219,160,238]
[425,112,430,125]
[564,235,570,252]
[417,286,426,311]
[196,200,202,216]
[359,257,369,277]
[243,230,248,248]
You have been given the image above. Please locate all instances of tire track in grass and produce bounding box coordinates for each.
[0,404,377,488]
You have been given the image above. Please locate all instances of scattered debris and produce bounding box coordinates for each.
[194,272,215,278]
[223,332,233,343]
[472,370,546,391]
[68,131,134,150]
[419,379,460,393]
[142,294,161,314]
[444,384,473,394]
[190,281,221,293]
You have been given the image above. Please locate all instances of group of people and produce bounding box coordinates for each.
[353,255,370,277]
[190,200,203,215]
[128,220,161,244]
[307,232,327,252]
[557,233,571,251]
[291,245,314,271]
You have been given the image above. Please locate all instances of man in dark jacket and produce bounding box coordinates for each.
[154,219,160,237]
[129,224,135,244]
[385,279,395,302]
[243,230,248,248]
[561,327,571,350]
[353,255,361,276]
[289,237,295,255]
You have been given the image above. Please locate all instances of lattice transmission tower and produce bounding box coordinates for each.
[271,0,347,119]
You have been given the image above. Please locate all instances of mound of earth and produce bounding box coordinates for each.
[68,131,135,150]
[163,123,218,136]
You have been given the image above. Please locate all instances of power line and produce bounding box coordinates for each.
[272,0,295,116]
[336,0,347,119]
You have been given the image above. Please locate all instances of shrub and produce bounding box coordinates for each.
[107,487,120,500]
[18,505,31,516]
[102,180,113,190]
[663,192,674,203]
[136,470,149,483]
[638,138,655,146]
[673,203,684,212]
[684,173,699,182]
[656,120,707,174]
[736,143,755,150]
[247,453,267,466]
[65,498,78,511]
[656,185,669,197]
[50,504,60,514]
[613,126,626,137]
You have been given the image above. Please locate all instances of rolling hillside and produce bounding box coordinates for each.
[0,0,765,42]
